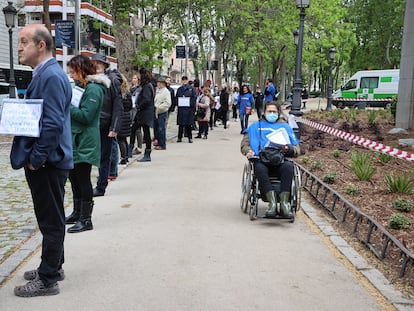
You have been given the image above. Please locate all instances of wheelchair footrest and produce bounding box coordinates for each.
[258,214,294,220]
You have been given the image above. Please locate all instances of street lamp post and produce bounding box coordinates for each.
[157,54,163,76]
[3,1,17,99]
[290,0,310,117]
[326,47,336,111]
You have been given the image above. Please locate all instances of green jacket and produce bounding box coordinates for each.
[70,74,110,167]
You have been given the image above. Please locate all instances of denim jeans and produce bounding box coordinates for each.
[154,111,167,147]
[96,132,114,193]
[240,113,249,132]
[109,137,119,176]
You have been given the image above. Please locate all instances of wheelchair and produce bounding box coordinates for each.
[240,158,302,222]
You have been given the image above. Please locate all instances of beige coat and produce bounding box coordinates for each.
[196,95,211,122]
[154,86,172,117]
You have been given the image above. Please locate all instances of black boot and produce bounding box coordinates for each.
[65,199,81,224]
[67,200,94,233]
[138,148,151,162]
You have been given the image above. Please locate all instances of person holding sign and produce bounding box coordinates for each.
[240,101,300,218]
[176,76,196,143]
[11,24,73,297]
[65,55,110,233]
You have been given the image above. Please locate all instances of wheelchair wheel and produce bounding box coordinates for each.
[249,179,259,221]
[291,164,302,213]
[240,162,252,213]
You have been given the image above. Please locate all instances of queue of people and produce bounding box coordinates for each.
[10,24,288,297]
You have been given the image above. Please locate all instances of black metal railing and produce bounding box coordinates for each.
[295,162,414,278]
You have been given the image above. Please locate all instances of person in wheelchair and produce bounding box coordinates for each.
[240,101,300,218]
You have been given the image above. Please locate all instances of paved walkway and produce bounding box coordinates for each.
[0,104,413,310]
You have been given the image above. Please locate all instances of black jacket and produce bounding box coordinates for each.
[100,69,123,133]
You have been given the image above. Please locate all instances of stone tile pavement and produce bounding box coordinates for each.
[0,111,180,283]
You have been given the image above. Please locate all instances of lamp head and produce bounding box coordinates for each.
[293,29,299,45]
[3,1,17,28]
[296,0,310,8]
[329,47,336,60]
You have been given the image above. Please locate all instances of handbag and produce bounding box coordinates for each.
[259,147,284,166]
[258,120,284,166]
[196,108,206,119]
[245,107,252,115]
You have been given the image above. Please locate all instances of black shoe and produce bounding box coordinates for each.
[195,135,202,139]
[14,279,59,297]
[93,188,104,197]
[176,138,182,143]
[188,139,193,143]
[23,269,65,282]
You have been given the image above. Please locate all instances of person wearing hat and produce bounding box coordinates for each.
[91,53,123,197]
[153,77,172,150]
[176,76,197,143]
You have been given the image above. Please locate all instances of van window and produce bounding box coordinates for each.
[342,79,357,90]
[360,77,379,89]
[0,85,9,95]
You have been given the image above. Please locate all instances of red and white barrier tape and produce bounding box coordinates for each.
[297,118,414,162]
[334,98,392,102]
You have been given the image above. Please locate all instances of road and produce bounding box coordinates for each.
[0,115,394,310]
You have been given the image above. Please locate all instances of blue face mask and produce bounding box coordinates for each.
[265,112,279,123]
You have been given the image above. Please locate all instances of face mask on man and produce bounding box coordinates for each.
[265,112,279,123]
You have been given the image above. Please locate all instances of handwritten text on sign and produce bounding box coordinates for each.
[0,99,43,137]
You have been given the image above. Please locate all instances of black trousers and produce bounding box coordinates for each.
[254,160,294,194]
[141,124,152,150]
[69,162,93,202]
[25,165,69,286]
[178,125,192,140]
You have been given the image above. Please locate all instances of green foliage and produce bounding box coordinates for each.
[301,156,310,164]
[332,149,341,158]
[392,199,413,212]
[384,172,414,194]
[347,0,405,72]
[323,172,336,184]
[390,96,397,119]
[350,151,376,181]
[343,183,359,196]
[389,214,411,230]
[367,110,378,124]
[310,160,324,171]
[344,109,359,122]
[378,153,392,164]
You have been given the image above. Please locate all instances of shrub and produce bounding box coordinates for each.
[389,213,411,229]
[344,183,359,196]
[378,153,392,164]
[390,96,397,119]
[323,172,336,184]
[332,149,341,158]
[310,160,323,171]
[367,110,378,124]
[392,199,413,212]
[384,172,414,194]
[350,151,376,181]
[301,156,310,164]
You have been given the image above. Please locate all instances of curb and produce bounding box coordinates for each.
[301,199,414,311]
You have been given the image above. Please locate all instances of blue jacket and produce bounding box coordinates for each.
[245,119,298,156]
[264,83,276,102]
[10,58,73,170]
[237,93,254,115]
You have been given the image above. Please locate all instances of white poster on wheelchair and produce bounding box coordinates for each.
[266,128,290,146]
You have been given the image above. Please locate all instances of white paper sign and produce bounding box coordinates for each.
[71,86,84,108]
[266,128,290,145]
[0,99,43,137]
[178,97,190,107]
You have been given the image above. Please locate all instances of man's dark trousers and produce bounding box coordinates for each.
[25,164,68,286]
[96,130,114,193]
